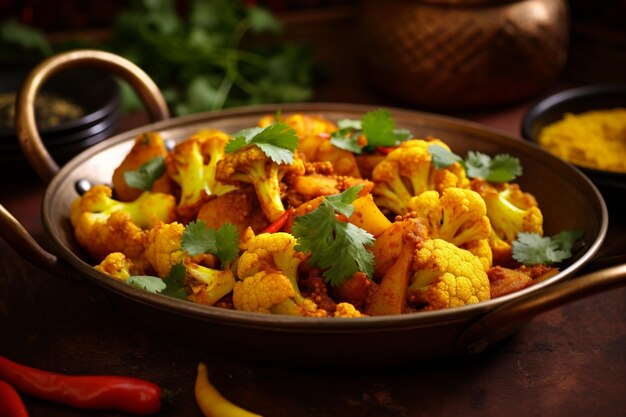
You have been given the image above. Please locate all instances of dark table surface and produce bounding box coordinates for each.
[2,10,626,417]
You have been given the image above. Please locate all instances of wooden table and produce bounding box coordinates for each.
[2,12,626,417]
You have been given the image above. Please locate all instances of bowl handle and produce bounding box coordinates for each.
[0,204,73,278]
[15,49,170,184]
[456,263,626,354]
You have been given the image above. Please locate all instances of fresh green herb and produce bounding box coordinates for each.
[512,230,584,266]
[427,146,523,182]
[465,151,522,182]
[329,133,363,154]
[225,122,298,164]
[126,275,167,293]
[324,185,363,217]
[123,156,166,190]
[2,1,316,114]
[161,263,188,299]
[292,185,375,286]
[428,144,464,169]
[330,109,412,154]
[181,221,240,265]
[0,19,52,57]
[127,263,187,299]
[362,109,412,147]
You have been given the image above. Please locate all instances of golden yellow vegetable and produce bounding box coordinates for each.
[195,363,262,417]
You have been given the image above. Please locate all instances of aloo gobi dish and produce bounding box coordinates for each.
[69,109,582,317]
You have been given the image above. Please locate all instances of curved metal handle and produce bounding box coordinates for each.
[0,204,63,275]
[15,49,170,183]
[457,263,626,354]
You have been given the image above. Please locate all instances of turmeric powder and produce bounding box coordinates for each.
[538,108,626,173]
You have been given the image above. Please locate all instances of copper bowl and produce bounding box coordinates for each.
[2,50,625,367]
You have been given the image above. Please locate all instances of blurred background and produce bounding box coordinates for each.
[1,0,625,117]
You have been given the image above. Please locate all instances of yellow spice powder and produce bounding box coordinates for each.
[538,108,626,173]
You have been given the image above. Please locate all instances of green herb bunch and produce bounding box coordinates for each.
[1,0,316,115]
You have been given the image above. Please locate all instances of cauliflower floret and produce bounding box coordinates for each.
[237,232,306,303]
[69,185,176,261]
[372,139,467,215]
[185,260,236,306]
[408,188,492,270]
[408,239,491,311]
[233,271,326,316]
[471,180,544,265]
[94,252,142,282]
[143,221,218,278]
[166,129,237,221]
[334,302,366,318]
[143,221,186,277]
[216,145,305,222]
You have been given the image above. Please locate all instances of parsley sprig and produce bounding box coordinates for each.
[512,230,584,266]
[225,122,299,164]
[429,144,523,182]
[330,109,412,154]
[292,186,375,286]
[123,156,166,190]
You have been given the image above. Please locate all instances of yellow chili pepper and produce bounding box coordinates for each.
[194,363,263,417]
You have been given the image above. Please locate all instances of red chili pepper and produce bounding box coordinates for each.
[375,146,397,155]
[0,380,29,417]
[262,207,295,233]
[0,355,162,415]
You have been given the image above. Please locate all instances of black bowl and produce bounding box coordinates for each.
[0,66,121,169]
[521,83,626,189]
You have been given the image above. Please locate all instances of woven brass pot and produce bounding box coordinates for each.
[354,0,569,109]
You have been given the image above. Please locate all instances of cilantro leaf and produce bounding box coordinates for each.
[362,109,411,147]
[466,151,522,182]
[292,186,375,286]
[486,154,524,182]
[223,135,248,153]
[428,144,464,169]
[126,275,167,293]
[337,119,362,130]
[225,123,298,164]
[161,263,187,299]
[181,221,240,265]
[330,129,363,154]
[330,110,412,154]
[318,221,375,287]
[324,185,363,217]
[123,156,166,190]
[127,263,188,299]
[512,230,584,266]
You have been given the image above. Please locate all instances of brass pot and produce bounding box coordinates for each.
[354,0,569,108]
[3,50,626,368]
